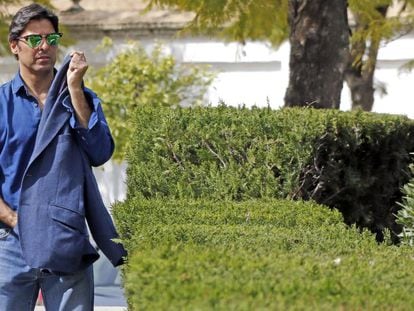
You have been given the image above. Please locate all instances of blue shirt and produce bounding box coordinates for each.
[0,72,104,211]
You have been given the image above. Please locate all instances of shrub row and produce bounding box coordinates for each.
[113,198,414,310]
[127,106,414,237]
[114,197,348,249]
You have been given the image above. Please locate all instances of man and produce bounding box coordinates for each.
[0,3,126,310]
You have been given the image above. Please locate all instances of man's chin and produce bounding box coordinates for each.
[36,57,55,65]
[37,61,53,67]
[32,64,55,75]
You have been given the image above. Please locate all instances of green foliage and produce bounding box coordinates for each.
[87,39,214,160]
[113,198,414,310]
[349,0,412,42]
[113,198,346,249]
[347,0,414,83]
[399,59,414,73]
[0,0,19,54]
[298,109,414,240]
[146,0,414,50]
[0,18,8,55]
[396,163,414,245]
[127,105,414,237]
[148,0,414,45]
[147,0,289,46]
[119,89,414,309]
[127,106,325,201]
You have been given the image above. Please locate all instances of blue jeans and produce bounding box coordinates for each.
[0,227,94,311]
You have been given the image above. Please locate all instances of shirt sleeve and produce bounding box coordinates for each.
[62,88,115,167]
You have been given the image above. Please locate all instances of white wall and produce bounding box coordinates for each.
[92,161,127,207]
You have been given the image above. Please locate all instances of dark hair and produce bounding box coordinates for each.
[8,3,59,42]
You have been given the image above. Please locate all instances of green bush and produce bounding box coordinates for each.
[117,105,414,309]
[113,198,414,310]
[113,197,347,249]
[396,164,414,245]
[126,105,414,238]
[127,106,326,200]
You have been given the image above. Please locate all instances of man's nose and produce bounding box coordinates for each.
[38,38,50,50]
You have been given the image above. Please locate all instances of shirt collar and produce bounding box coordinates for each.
[11,68,58,97]
[11,71,28,96]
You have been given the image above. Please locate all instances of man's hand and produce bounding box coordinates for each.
[67,51,92,128]
[8,212,17,228]
[67,51,88,91]
[0,197,17,228]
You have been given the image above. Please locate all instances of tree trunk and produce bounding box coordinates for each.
[345,6,389,111]
[345,55,376,111]
[284,0,349,109]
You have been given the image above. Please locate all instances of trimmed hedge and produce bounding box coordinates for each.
[113,198,414,310]
[127,106,414,237]
[127,106,324,200]
[114,198,349,249]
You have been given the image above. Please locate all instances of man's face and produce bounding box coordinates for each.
[9,19,58,75]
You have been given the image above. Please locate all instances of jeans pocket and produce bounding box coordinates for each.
[0,228,11,240]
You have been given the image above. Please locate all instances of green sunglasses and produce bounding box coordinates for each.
[17,33,63,48]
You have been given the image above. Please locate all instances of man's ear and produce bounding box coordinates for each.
[9,40,19,56]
